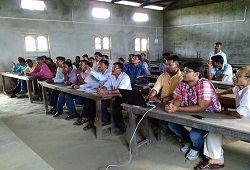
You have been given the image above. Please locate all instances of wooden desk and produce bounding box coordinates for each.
[211,80,234,89]
[216,89,236,109]
[145,75,158,83]
[38,81,119,139]
[122,99,250,155]
[132,83,155,91]
[1,72,36,103]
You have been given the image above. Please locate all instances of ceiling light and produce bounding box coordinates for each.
[92,7,110,19]
[115,1,140,7]
[133,13,149,22]
[143,5,164,11]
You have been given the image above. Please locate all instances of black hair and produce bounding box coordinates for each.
[90,57,94,60]
[56,56,65,62]
[99,60,109,67]
[66,59,72,63]
[94,52,102,57]
[18,57,25,63]
[82,54,89,58]
[211,55,224,64]
[75,56,80,60]
[102,55,109,60]
[41,55,47,60]
[63,61,73,69]
[25,59,33,63]
[215,42,222,46]
[129,54,134,57]
[37,56,43,60]
[141,52,146,56]
[45,57,53,63]
[134,54,142,61]
[113,62,124,70]
[166,55,179,64]
[118,57,125,63]
[184,61,204,78]
[81,60,90,66]
[162,52,170,57]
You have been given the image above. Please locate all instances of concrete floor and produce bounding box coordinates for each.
[0,92,250,170]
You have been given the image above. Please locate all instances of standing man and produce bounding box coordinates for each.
[164,61,221,160]
[145,55,182,103]
[207,42,227,64]
[207,55,233,82]
[92,52,102,71]
[195,67,250,170]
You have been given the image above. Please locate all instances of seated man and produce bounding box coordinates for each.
[141,53,151,75]
[123,54,148,85]
[159,53,170,74]
[145,55,182,103]
[164,61,221,160]
[47,56,65,114]
[64,60,100,120]
[195,67,250,170]
[9,57,27,98]
[83,62,131,133]
[207,55,233,82]
[74,60,111,125]
[53,62,77,118]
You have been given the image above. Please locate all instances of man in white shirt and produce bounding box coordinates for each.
[207,42,227,64]
[195,67,250,170]
[92,52,102,71]
[207,55,233,82]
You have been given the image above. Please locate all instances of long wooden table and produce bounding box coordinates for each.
[121,90,246,155]
[38,81,119,139]
[211,80,234,89]
[1,72,36,103]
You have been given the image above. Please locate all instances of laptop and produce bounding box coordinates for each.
[119,89,148,107]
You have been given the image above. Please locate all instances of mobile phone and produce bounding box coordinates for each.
[192,115,205,119]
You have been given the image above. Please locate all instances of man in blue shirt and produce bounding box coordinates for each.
[207,55,233,82]
[123,54,148,85]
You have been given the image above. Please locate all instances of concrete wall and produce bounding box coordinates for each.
[0,0,163,73]
[163,0,250,63]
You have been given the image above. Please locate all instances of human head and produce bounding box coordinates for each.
[102,55,109,61]
[132,55,141,65]
[94,52,102,62]
[55,56,65,67]
[214,42,222,52]
[128,54,134,63]
[62,61,73,74]
[66,59,72,63]
[183,61,204,83]
[25,59,33,67]
[82,54,89,61]
[41,55,47,62]
[79,60,90,70]
[141,53,146,60]
[211,55,224,68]
[118,57,125,64]
[233,67,250,88]
[165,55,179,73]
[45,57,53,64]
[112,62,123,75]
[98,60,109,72]
[36,56,44,65]
[18,57,25,66]
[75,56,80,63]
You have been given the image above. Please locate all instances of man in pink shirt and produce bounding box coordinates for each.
[27,56,54,79]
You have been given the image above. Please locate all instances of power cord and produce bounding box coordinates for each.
[105,105,156,170]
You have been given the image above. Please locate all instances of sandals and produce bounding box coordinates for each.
[83,123,94,131]
[73,117,89,125]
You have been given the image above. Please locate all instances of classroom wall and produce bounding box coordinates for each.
[163,0,250,63]
[0,0,163,72]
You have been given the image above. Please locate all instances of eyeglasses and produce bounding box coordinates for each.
[112,67,121,70]
[183,70,194,73]
[234,74,250,78]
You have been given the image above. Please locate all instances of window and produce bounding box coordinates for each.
[95,36,111,58]
[21,0,46,11]
[133,13,149,22]
[135,37,149,54]
[24,34,50,59]
[92,8,110,19]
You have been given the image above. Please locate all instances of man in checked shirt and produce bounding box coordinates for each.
[163,61,221,160]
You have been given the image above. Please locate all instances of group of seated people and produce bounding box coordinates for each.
[8,49,250,170]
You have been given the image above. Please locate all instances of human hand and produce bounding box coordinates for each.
[72,84,80,89]
[97,88,108,94]
[46,79,54,84]
[207,61,212,67]
[165,103,178,113]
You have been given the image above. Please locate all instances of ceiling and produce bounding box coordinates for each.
[95,0,231,10]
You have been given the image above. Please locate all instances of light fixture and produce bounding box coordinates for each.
[96,0,112,2]
[133,13,149,22]
[115,1,140,7]
[92,7,110,19]
[143,5,164,11]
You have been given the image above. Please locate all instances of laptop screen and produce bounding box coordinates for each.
[119,89,147,107]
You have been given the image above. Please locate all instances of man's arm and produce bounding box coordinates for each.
[207,62,214,80]
[214,74,227,81]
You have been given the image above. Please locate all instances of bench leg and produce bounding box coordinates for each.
[129,109,138,155]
